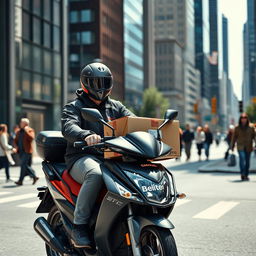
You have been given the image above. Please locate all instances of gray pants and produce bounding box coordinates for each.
[184,142,192,159]
[69,155,104,225]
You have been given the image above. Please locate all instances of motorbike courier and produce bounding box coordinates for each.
[34,108,185,256]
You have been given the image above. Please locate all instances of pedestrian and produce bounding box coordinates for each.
[62,62,135,248]
[182,124,194,161]
[204,124,213,161]
[0,124,16,182]
[195,126,205,161]
[14,118,39,185]
[224,125,234,160]
[215,131,221,146]
[231,113,256,181]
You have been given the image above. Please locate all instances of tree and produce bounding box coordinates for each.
[139,88,169,118]
[246,103,256,123]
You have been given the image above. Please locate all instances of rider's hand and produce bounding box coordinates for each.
[85,134,101,146]
[12,148,17,153]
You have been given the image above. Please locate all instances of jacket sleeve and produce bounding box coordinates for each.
[24,127,35,142]
[61,103,95,143]
[0,134,13,151]
[116,101,136,117]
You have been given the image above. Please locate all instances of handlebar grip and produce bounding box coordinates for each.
[73,141,87,148]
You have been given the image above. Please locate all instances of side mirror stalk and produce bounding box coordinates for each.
[99,119,115,136]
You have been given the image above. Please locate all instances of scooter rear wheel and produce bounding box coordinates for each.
[45,206,70,256]
[140,226,178,256]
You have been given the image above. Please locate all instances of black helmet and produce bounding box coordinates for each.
[80,62,113,101]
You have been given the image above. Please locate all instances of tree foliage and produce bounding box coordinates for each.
[139,88,169,118]
[246,103,256,123]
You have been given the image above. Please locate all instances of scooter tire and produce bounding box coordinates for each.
[140,226,178,256]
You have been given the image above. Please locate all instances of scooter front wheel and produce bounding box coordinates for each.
[140,226,178,256]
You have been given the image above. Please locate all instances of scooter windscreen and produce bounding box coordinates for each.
[105,131,172,159]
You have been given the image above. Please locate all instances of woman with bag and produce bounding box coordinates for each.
[0,124,17,182]
[231,113,256,181]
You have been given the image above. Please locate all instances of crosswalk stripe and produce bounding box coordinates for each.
[17,201,39,208]
[0,193,36,204]
[174,199,191,207]
[193,201,240,220]
[0,192,13,196]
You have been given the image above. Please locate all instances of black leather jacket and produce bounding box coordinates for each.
[61,89,134,170]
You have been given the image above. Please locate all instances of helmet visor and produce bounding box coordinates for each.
[86,77,113,91]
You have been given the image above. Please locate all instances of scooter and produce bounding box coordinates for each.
[34,108,185,256]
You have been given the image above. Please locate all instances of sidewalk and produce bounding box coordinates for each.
[198,154,256,173]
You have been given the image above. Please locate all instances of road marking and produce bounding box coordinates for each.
[0,192,13,196]
[193,201,240,220]
[17,201,39,208]
[0,193,36,204]
[174,199,191,207]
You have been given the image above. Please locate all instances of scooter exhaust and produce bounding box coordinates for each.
[34,217,69,254]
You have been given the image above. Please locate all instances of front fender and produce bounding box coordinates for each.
[131,215,175,244]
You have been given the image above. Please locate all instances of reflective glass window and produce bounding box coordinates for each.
[53,26,60,51]
[15,69,21,96]
[33,74,42,100]
[81,31,95,44]
[43,22,51,48]
[33,17,41,44]
[70,11,79,23]
[22,12,30,40]
[15,40,22,67]
[43,76,52,100]
[23,0,30,10]
[33,46,42,72]
[44,0,51,21]
[43,50,52,75]
[54,53,61,78]
[70,53,79,67]
[53,78,61,130]
[22,71,31,98]
[53,1,60,26]
[22,42,31,69]
[81,10,94,22]
[33,0,41,16]
[70,32,80,44]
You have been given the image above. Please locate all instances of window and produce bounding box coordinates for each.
[22,42,31,69]
[43,22,51,48]
[33,46,42,72]
[22,12,30,40]
[70,32,80,44]
[33,0,41,16]
[81,31,95,44]
[15,69,21,96]
[53,53,61,78]
[70,53,79,67]
[33,17,41,44]
[53,26,60,51]
[43,50,52,75]
[23,0,30,11]
[43,76,52,100]
[53,1,60,26]
[22,71,31,98]
[70,11,79,23]
[33,74,42,100]
[44,0,51,21]
[81,10,94,22]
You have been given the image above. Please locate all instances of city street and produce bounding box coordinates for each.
[0,142,256,256]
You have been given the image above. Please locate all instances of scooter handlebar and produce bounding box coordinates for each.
[73,136,115,150]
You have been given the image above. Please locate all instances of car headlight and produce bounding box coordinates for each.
[124,171,172,204]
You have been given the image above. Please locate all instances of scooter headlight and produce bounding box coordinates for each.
[124,171,172,204]
[115,182,143,202]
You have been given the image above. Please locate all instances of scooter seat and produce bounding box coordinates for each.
[62,170,81,196]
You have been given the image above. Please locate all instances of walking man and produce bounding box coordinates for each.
[182,124,194,161]
[14,118,39,185]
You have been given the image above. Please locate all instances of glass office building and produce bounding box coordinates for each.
[123,0,144,107]
[0,0,67,133]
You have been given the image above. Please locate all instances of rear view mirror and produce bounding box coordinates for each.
[81,108,115,136]
[157,109,178,140]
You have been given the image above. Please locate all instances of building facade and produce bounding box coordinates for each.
[123,0,144,107]
[0,0,67,133]
[68,0,124,101]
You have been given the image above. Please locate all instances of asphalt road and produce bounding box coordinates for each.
[0,142,256,256]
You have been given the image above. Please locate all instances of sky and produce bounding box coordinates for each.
[220,0,247,100]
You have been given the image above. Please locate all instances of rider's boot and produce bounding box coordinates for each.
[70,224,93,249]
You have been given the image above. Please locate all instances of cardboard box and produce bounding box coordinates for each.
[104,116,180,160]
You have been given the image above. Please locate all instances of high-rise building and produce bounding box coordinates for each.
[0,0,68,133]
[222,15,229,76]
[242,0,256,106]
[155,0,200,126]
[68,0,124,101]
[123,0,144,107]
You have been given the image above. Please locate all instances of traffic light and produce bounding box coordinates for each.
[211,97,217,114]
[239,101,243,113]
